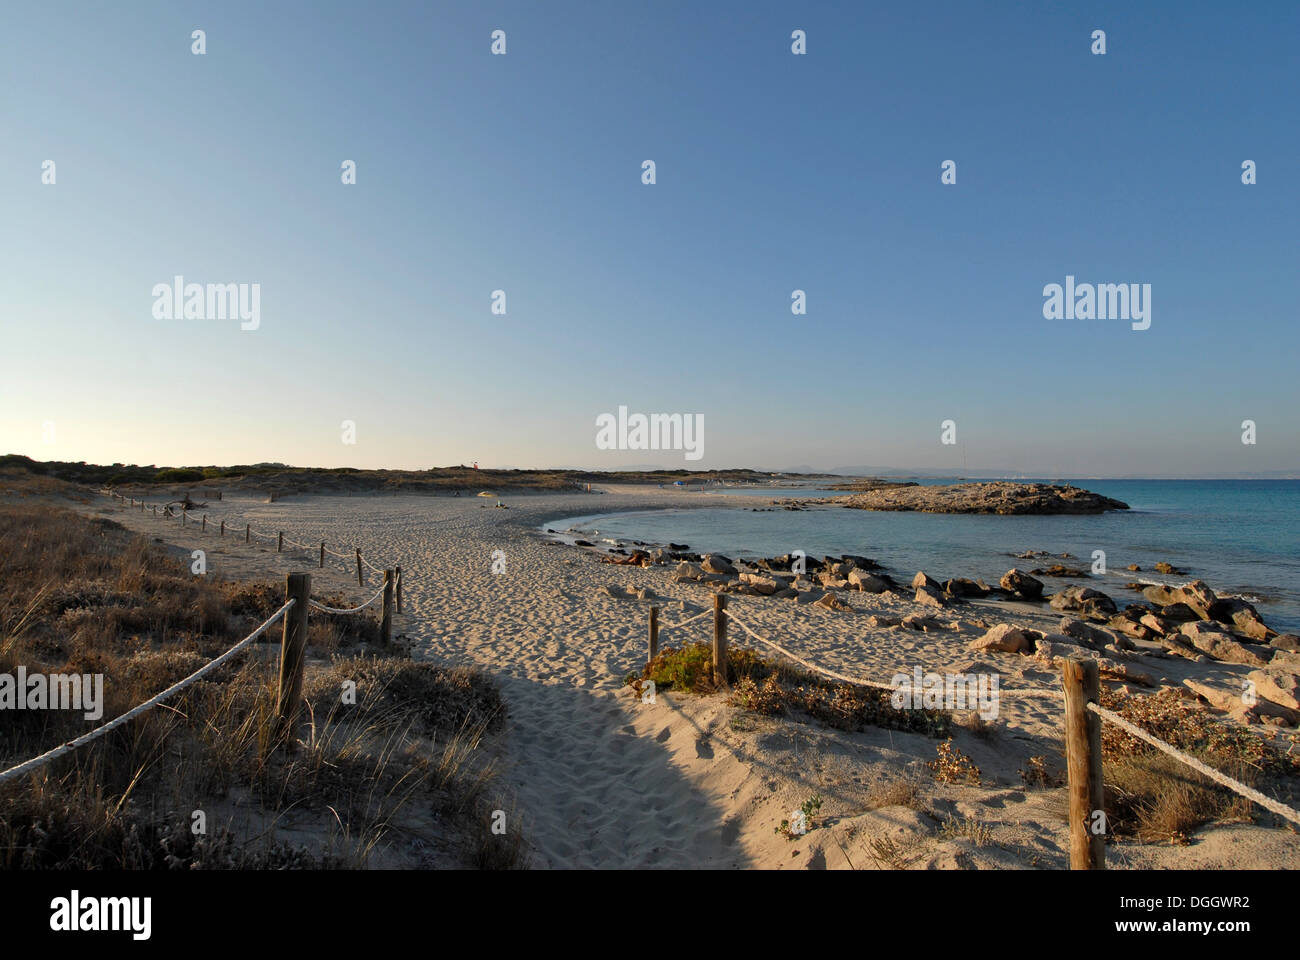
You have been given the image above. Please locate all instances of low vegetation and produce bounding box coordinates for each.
[626,642,951,737]
[0,503,520,868]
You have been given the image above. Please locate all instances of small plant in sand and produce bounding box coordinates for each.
[928,738,981,785]
[775,794,823,840]
[1020,754,1065,789]
[939,814,993,847]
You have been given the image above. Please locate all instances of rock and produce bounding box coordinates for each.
[1207,597,1269,641]
[1271,634,1300,653]
[943,577,988,598]
[1000,569,1044,599]
[813,592,853,612]
[739,572,782,595]
[968,623,1041,654]
[867,614,902,628]
[817,571,849,589]
[1142,584,1182,607]
[1126,564,1141,571]
[672,561,706,583]
[1108,615,1156,642]
[1180,627,1270,667]
[1031,564,1088,577]
[848,568,889,593]
[1139,613,1179,635]
[793,589,827,605]
[914,584,949,608]
[1178,580,1217,613]
[1059,618,1118,649]
[1049,585,1117,617]
[901,614,945,631]
[573,539,595,547]
[841,554,879,570]
[1246,669,1300,711]
[1270,650,1300,672]
[912,571,940,590]
[601,585,630,599]
[840,481,1129,515]
[636,587,656,600]
[1186,678,1300,724]
[1159,602,1201,622]
[1154,561,1185,575]
[702,554,737,575]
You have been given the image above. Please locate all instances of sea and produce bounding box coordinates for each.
[546,479,1300,634]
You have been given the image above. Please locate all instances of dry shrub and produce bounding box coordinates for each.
[929,738,981,785]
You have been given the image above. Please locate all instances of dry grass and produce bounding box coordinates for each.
[1092,687,1298,844]
[628,643,951,737]
[0,503,521,869]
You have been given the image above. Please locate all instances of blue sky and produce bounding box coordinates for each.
[2,1,1297,476]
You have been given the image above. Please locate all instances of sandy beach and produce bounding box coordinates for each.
[78,485,1300,870]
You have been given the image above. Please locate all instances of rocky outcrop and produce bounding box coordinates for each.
[839,481,1129,515]
[1000,569,1044,599]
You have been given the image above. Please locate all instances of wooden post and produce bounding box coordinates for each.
[245,523,250,544]
[320,542,325,569]
[712,594,729,689]
[152,505,156,516]
[274,572,312,738]
[220,519,225,537]
[278,532,283,552]
[381,569,395,642]
[649,606,660,664]
[355,548,363,586]
[395,565,403,612]
[1063,658,1106,870]
[202,514,207,532]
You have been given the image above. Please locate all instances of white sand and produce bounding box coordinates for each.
[81,485,1300,869]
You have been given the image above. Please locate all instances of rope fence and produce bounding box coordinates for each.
[641,593,1300,867]
[0,599,295,786]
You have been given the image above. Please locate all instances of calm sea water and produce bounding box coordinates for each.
[548,480,1300,633]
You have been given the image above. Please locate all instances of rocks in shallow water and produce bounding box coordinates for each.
[1126,564,1141,571]
[1206,596,1269,640]
[999,568,1044,599]
[841,481,1129,515]
[1154,561,1185,575]
[701,553,737,575]
[573,539,595,547]
[1031,564,1088,577]
[968,623,1041,654]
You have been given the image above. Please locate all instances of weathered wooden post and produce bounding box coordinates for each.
[355,548,363,586]
[245,523,250,544]
[152,505,157,516]
[275,572,311,739]
[712,594,728,689]
[1063,658,1106,870]
[648,606,660,665]
[220,519,225,537]
[278,532,283,553]
[395,565,403,612]
[381,569,395,642]
[202,514,207,532]
[320,542,325,569]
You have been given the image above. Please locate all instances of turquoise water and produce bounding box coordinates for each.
[549,480,1300,633]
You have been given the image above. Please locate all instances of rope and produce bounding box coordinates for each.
[307,584,386,615]
[1087,702,1300,827]
[0,600,295,786]
[658,609,712,632]
[722,607,1061,700]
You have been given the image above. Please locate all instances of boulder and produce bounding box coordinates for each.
[914,584,949,608]
[1000,569,1044,599]
[813,592,853,612]
[901,614,945,632]
[1139,613,1179,635]
[1142,584,1182,607]
[1108,616,1156,642]
[848,568,889,593]
[1246,668,1300,711]
[701,554,737,575]
[1159,602,1201,622]
[912,571,940,590]
[968,623,1040,654]
[738,573,782,595]
[1271,634,1300,653]
[673,561,706,582]
[1154,561,1185,575]
[943,577,988,598]
[1180,627,1270,667]
[1059,618,1118,649]
[1049,585,1117,617]
[866,614,902,628]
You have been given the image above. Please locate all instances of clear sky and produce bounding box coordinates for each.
[3,1,1297,476]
